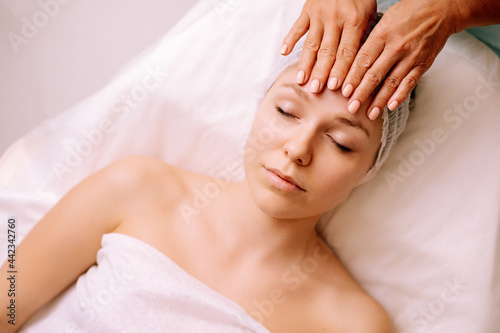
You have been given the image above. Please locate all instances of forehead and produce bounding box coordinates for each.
[269,63,383,137]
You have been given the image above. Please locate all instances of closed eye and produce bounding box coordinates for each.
[276,105,353,153]
[275,106,296,118]
[328,136,352,153]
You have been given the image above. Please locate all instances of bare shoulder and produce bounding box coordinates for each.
[89,156,190,225]
[298,282,393,333]
[102,155,192,200]
[104,156,215,228]
[104,155,182,185]
[312,273,394,333]
[303,239,394,332]
[339,291,394,333]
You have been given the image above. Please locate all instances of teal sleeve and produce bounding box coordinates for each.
[466,26,500,58]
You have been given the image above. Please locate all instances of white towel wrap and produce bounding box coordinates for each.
[21,233,270,333]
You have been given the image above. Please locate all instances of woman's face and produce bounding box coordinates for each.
[243,64,383,219]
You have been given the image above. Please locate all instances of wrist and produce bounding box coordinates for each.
[399,0,464,35]
[0,322,15,333]
[436,0,468,33]
[441,0,500,32]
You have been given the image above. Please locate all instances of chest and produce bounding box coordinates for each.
[115,197,340,332]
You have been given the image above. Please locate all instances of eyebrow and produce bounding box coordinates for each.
[281,83,311,102]
[335,116,370,138]
[280,82,370,138]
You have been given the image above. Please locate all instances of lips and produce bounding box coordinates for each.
[265,167,305,193]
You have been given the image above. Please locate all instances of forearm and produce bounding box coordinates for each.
[0,321,16,333]
[461,0,500,29]
[0,160,131,329]
[440,0,500,32]
[0,261,19,333]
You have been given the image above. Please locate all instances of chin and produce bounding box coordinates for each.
[259,196,299,218]
[245,163,322,219]
[250,180,321,220]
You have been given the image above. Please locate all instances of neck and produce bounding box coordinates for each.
[214,178,321,264]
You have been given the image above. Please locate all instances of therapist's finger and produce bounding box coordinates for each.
[346,47,401,114]
[296,24,324,85]
[308,25,341,93]
[367,53,431,119]
[327,23,365,91]
[386,67,422,110]
[282,11,310,55]
[365,63,423,120]
[363,61,414,119]
[340,33,386,100]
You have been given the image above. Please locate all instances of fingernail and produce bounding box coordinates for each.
[328,77,338,90]
[348,100,360,114]
[296,70,305,84]
[388,100,399,110]
[310,79,320,93]
[368,107,381,120]
[281,44,288,55]
[342,84,353,97]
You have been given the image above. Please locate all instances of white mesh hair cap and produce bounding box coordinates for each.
[257,45,304,101]
[259,43,411,185]
[360,94,411,184]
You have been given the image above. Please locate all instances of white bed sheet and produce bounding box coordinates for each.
[0,0,499,332]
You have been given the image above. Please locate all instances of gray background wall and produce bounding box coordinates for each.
[0,0,199,154]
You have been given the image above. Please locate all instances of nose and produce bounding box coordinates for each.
[283,129,313,166]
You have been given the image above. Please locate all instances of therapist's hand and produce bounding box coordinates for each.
[281,0,376,94]
[342,0,458,119]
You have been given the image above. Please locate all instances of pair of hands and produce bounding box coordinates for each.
[282,0,460,120]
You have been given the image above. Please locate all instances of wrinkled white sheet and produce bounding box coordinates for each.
[21,233,270,333]
[0,0,499,332]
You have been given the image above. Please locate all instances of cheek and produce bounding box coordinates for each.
[244,109,286,159]
[309,156,367,207]
[243,113,272,177]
